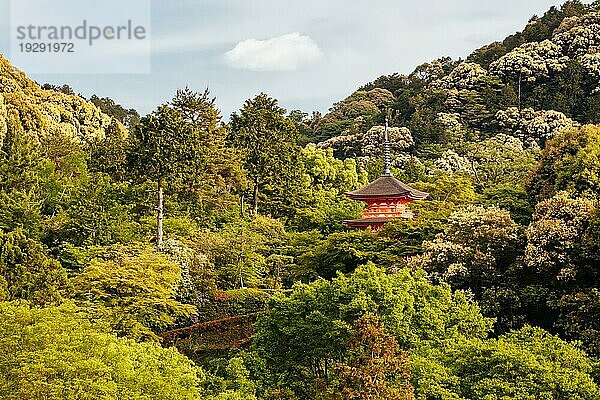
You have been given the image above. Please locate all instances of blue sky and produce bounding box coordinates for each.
[0,0,581,120]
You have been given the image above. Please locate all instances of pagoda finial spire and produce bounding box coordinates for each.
[383,115,392,176]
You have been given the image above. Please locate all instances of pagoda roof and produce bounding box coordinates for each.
[347,175,429,200]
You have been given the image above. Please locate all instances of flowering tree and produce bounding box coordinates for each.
[360,125,413,159]
[553,12,600,57]
[495,107,576,142]
[431,62,489,91]
[489,40,568,83]
[0,94,6,145]
[418,205,521,293]
[317,124,414,176]
[524,191,600,355]
[525,192,598,280]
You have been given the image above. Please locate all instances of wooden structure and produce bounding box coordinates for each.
[344,119,428,230]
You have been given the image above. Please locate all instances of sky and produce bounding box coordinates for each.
[0,0,585,120]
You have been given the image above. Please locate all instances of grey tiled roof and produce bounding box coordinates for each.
[347,175,429,200]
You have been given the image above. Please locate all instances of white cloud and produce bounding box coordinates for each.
[224,32,322,71]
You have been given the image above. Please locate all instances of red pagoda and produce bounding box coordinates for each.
[344,120,428,230]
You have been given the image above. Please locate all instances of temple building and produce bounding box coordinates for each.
[344,119,428,230]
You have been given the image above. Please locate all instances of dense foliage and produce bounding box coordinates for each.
[1,1,600,398]
[0,301,204,400]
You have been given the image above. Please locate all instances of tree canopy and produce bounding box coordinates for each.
[1,1,600,398]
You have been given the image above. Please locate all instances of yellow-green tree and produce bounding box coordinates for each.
[529,124,600,199]
[72,245,195,340]
[199,215,287,289]
[0,301,203,400]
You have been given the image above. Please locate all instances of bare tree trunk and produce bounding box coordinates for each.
[240,194,245,217]
[238,255,245,289]
[518,70,522,111]
[252,178,259,215]
[157,178,164,246]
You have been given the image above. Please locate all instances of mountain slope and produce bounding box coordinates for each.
[0,54,123,146]
[314,1,600,157]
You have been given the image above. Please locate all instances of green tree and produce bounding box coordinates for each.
[465,133,538,188]
[229,93,301,216]
[86,119,130,179]
[412,171,478,206]
[318,314,414,400]
[89,94,140,131]
[129,104,202,245]
[479,184,535,225]
[529,124,600,200]
[313,88,395,141]
[41,83,76,95]
[0,301,204,400]
[0,229,68,305]
[429,62,513,135]
[47,173,141,248]
[0,123,47,238]
[289,145,364,233]
[169,88,246,223]
[417,205,525,332]
[204,357,258,400]
[298,230,394,279]
[72,245,196,339]
[253,263,492,398]
[447,326,599,400]
[199,215,287,289]
[557,289,600,356]
[288,109,317,146]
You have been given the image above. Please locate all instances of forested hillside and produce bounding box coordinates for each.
[1,1,600,399]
